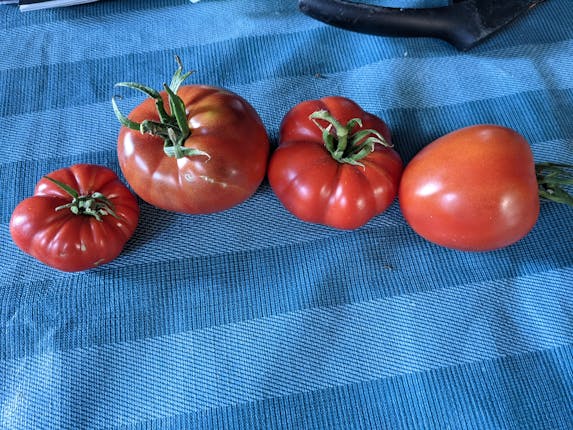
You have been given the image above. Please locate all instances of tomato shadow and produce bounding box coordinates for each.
[119,198,182,257]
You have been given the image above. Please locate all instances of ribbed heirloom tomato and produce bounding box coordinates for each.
[113,57,269,214]
[10,164,139,272]
[399,124,572,251]
[268,96,403,229]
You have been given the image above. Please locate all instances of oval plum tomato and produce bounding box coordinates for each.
[10,164,139,272]
[112,57,269,214]
[268,96,403,230]
[399,124,544,251]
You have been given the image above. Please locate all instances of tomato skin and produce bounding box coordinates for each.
[9,164,139,272]
[268,96,403,230]
[117,85,269,214]
[399,125,540,251]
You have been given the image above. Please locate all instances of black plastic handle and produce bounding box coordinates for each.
[298,0,543,51]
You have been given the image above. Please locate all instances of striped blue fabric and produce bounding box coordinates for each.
[1,0,573,429]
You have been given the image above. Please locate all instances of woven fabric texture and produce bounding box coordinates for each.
[1,0,572,428]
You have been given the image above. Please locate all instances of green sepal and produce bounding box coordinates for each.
[164,83,190,137]
[345,118,363,130]
[115,81,172,124]
[169,55,194,94]
[112,96,140,131]
[164,145,210,160]
[115,81,161,99]
[321,126,336,155]
[44,176,79,199]
[351,128,388,148]
[308,109,391,166]
[140,120,171,139]
[536,162,573,206]
[43,176,119,222]
[112,56,210,161]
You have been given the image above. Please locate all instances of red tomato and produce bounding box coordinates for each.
[399,125,540,251]
[268,96,403,230]
[114,60,269,214]
[10,164,140,272]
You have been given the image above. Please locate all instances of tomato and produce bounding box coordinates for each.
[10,164,139,272]
[399,125,541,251]
[113,58,269,214]
[268,96,403,230]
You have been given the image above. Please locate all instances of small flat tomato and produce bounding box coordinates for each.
[268,96,403,230]
[10,164,139,271]
[113,57,269,214]
[399,124,572,251]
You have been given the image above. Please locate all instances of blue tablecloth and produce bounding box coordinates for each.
[1,0,572,428]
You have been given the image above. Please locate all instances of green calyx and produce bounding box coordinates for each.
[45,176,119,222]
[112,56,209,160]
[536,162,573,206]
[309,110,391,167]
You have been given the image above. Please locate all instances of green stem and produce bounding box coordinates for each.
[112,56,209,160]
[44,177,119,222]
[536,162,573,206]
[309,110,391,167]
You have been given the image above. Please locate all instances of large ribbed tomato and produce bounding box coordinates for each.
[268,96,403,230]
[113,58,269,214]
[10,164,139,271]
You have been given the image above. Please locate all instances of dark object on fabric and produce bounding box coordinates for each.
[299,0,547,50]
